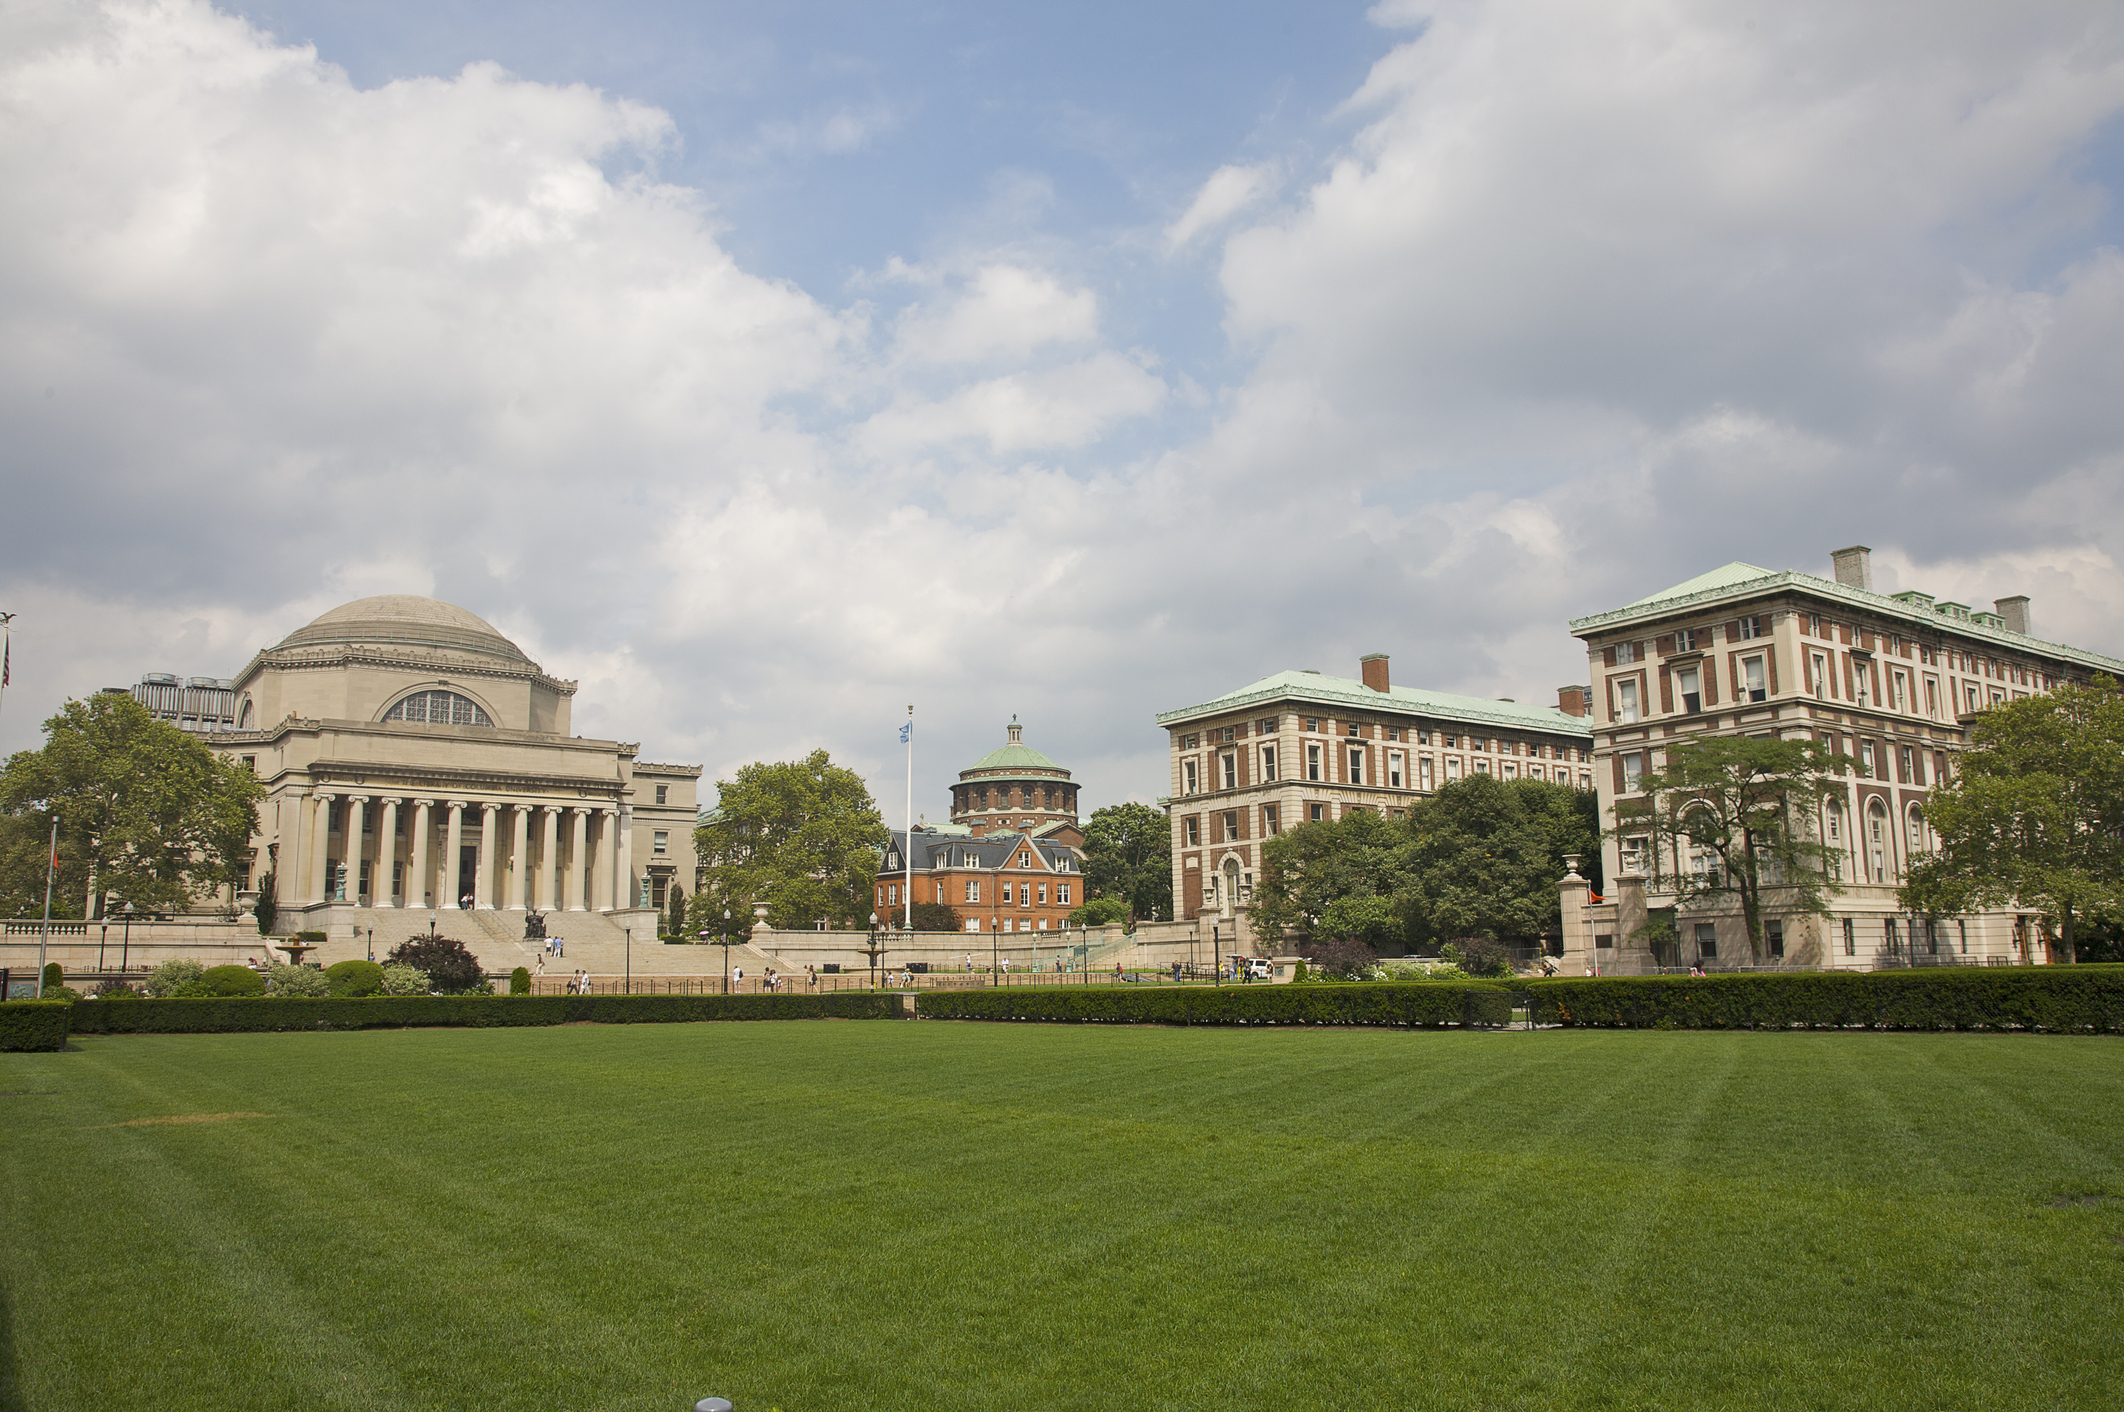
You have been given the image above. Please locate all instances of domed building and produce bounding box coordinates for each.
[203,595,697,941]
[949,717,1078,837]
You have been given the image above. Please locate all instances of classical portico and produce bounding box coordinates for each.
[204,595,700,932]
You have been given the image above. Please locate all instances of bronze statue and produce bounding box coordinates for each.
[523,909,548,941]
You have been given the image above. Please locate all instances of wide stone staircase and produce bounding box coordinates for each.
[302,907,729,981]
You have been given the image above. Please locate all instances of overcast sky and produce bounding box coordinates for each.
[4,0,2123,818]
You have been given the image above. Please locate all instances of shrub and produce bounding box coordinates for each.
[63,991,908,1035]
[41,962,64,993]
[380,964,428,996]
[200,965,265,997]
[91,978,140,999]
[385,935,484,993]
[1068,897,1132,928]
[325,960,384,998]
[1300,938,1381,981]
[1440,937,1512,978]
[915,982,1514,1028]
[1382,959,1469,981]
[509,966,531,995]
[0,1001,70,1052]
[255,872,276,935]
[143,959,205,998]
[1524,967,2124,1033]
[266,963,330,998]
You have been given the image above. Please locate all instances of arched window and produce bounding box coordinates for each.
[1868,800,1888,882]
[383,690,493,727]
[237,698,254,729]
[1906,804,1925,851]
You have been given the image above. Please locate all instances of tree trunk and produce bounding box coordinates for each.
[2060,906,2078,965]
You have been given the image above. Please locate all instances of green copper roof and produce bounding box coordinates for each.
[967,741,1061,772]
[1624,562,1776,608]
[1156,669,1592,735]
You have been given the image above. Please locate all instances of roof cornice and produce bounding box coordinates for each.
[1156,678,1590,736]
[237,643,577,695]
[1568,570,2124,674]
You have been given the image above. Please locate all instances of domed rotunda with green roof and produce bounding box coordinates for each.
[949,718,1078,836]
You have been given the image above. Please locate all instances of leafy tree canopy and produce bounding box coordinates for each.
[694,749,888,930]
[1068,895,1132,928]
[1902,676,2124,964]
[1081,801,1172,922]
[0,694,263,917]
[1617,735,1848,961]
[385,934,486,993]
[908,900,962,932]
[1252,777,1597,953]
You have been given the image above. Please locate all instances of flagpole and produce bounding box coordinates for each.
[37,816,57,998]
[0,610,15,737]
[904,704,913,932]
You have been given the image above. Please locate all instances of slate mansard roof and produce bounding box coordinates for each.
[883,829,1079,874]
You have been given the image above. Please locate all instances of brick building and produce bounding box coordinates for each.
[875,718,1087,935]
[1565,545,2124,970]
[1154,655,1597,924]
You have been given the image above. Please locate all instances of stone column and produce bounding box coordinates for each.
[616,802,634,907]
[476,803,497,908]
[537,807,560,912]
[377,798,400,905]
[597,809,620,911]
[444,802,466,907]
[307,793,335,905]
[410,800,433,911]
[508,805,531,910]
[343,796,368,904]
[1557,857,1593,974]
[567,809,588,910]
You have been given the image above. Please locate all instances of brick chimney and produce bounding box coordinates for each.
[1557,685,1591,717]
[1360,653,1390,692]
[1994,596,2031,636]
[1831,545,1873,591]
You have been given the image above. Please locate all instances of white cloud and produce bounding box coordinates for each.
[890,263,1100,364]
[1163,163,1276,249]
[856,351,1166,455]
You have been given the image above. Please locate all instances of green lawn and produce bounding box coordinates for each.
[4,1023,2121,1411]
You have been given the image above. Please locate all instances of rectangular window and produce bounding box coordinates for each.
[966,918,981,931]
[1742,656,1767,703]
[1221,752,1237,790]
[1766,920,1784,958]
[1309,803,1325,822]
[965,880,980,903]
[1694,922,1718,960]
[653,830,668,855]
[1057,884,1071,905]
[1420,756,1434,790]
[1260,744,1277,781]
[1002,882,1014,904]
[1445,757,1461,781]
[654,784,668,805]
[1037,884,1047,905]
[1263,804,1280,835]
[1965,683,1979,713]
[1842,918,1856,956]
[1900,745,1915,783]
[1182,760,1198,795]
[1181,733,1198,750]
[1892,670,1909,712]
[1736,615,1763,640]
[1222,811,1239,843]
[1306,744,1322,781]
[1678,628,1705,651]
[1924,677,1939,718]
[1622,754,1643,791]
[1474,758,1490,774]
[1579,771,1591,790]
[1388,751,1405,788]
[1677,666,1702,714]
[1346,722,1360,737]
[888,883,899,904]
[1257,717,1278,735]
[1616,679,1640,723]
[1859,741,1875,777]
[1347,748,1365,785]
[1854,666,1870,708]
[1184,816,1200,846]
[1614,641,1640,664]
[1303,717,1319,732]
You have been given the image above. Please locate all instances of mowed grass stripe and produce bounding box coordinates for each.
[5,1025,2122,1410]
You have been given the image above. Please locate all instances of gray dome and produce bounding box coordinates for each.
[275,595,529,663]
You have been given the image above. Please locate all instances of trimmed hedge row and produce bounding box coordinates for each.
[61,991,908,1036]
[915,982,1515,1028]
[0,1001,72,1052]
[1524,967,2124,1033]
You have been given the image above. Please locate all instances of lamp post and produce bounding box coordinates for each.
[624,926,632,995]
[991,917,1000,986]
[365,926,374,963]
[121,902,137,972]
[863,911,886,989]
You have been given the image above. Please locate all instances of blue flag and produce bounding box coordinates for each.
[899,722,912,744]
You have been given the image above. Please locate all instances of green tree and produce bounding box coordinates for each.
[909,900,962,932]
[0,694,263,917]
[385,934,486,993]
[665,881,686,939]
[1081,802,1172,921]
[1902,676,2124,964]
[1618,736,1847,961]
[254,871,277,935]
[693,749,888,930]
[1401,776,1601,950]
[1252,807,1409,948]
[1067,895,1131,928]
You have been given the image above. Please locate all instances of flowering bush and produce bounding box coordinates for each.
[265,963,330,997]
[380,963,428,996]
